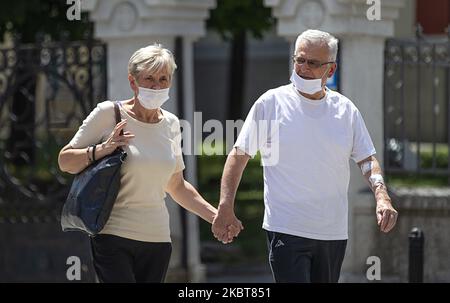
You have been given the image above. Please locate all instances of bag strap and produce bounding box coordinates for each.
[113,101,125,153]
[113,101,123,136]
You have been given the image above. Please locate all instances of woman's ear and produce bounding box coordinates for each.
[128,74,138,93]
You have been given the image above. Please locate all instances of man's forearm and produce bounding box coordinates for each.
[373,180,391,203]
[219,148,250,209]
[359,156,392,203]
[359,156,398,232]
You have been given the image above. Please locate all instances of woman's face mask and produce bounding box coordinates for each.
[133,72,171,109]
[136,86,170,109]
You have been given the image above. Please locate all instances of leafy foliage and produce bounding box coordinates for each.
[0,0,92,43]
[207,0,274,40]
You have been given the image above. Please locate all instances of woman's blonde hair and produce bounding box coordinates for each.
[128,43,177,78]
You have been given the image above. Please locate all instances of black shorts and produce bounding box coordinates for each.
[90,234,172,283]
[266,230,347,283]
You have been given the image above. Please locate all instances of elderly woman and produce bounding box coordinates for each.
[58,44,218,283]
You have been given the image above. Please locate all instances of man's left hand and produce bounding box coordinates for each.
[376,199,398,233]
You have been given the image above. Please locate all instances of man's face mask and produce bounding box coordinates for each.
[290,66,330,95]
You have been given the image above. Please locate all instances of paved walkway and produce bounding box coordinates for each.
[204,264,395,283]
[205,262,274,283]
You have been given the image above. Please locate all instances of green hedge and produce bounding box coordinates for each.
[197,152,267,263]
[420,147,448,169]
[387,147,449,187]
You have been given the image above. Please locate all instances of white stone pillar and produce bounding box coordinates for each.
[83,0,216,282]
[264,0,406,280]
[181,36,206,282]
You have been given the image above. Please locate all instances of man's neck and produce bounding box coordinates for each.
[299,88,326,100]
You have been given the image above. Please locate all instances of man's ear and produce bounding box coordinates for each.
[328,62,337,78]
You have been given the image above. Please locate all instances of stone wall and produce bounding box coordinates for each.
[0,222,96,282]
[0,219,190,282]
[347,187,450,282]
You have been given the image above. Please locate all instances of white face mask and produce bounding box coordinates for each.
[136,86,170,109]
[290,68,328,95]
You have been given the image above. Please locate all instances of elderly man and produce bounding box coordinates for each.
[212,29,398,283]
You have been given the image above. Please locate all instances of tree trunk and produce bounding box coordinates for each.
[227,30,247,121]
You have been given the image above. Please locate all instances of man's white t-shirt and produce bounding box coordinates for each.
[234,84,376,240]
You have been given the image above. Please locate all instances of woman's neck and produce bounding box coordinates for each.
[125,97,163,123]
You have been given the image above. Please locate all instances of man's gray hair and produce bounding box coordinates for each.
[294,29,339,61]
[128,43,177,78]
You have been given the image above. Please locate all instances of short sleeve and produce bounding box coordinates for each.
[350,108,376,163]
[69,101,115,149]
[234,100,267,158]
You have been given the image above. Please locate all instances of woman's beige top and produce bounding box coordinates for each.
[69,100,185,242]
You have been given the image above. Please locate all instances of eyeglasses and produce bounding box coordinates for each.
[292,56,334,69]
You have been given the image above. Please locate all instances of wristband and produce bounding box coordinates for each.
[90,144,97,162]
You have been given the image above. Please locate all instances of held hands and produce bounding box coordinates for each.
[211,204,244,244]
[102,120,135,154]
[376,198,398,233]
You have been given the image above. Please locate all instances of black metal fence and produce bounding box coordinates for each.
[0,33,106,281]
[383,25,450,179]
[0,33,107,223]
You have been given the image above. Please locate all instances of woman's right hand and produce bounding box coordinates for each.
[101,119,135,155]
